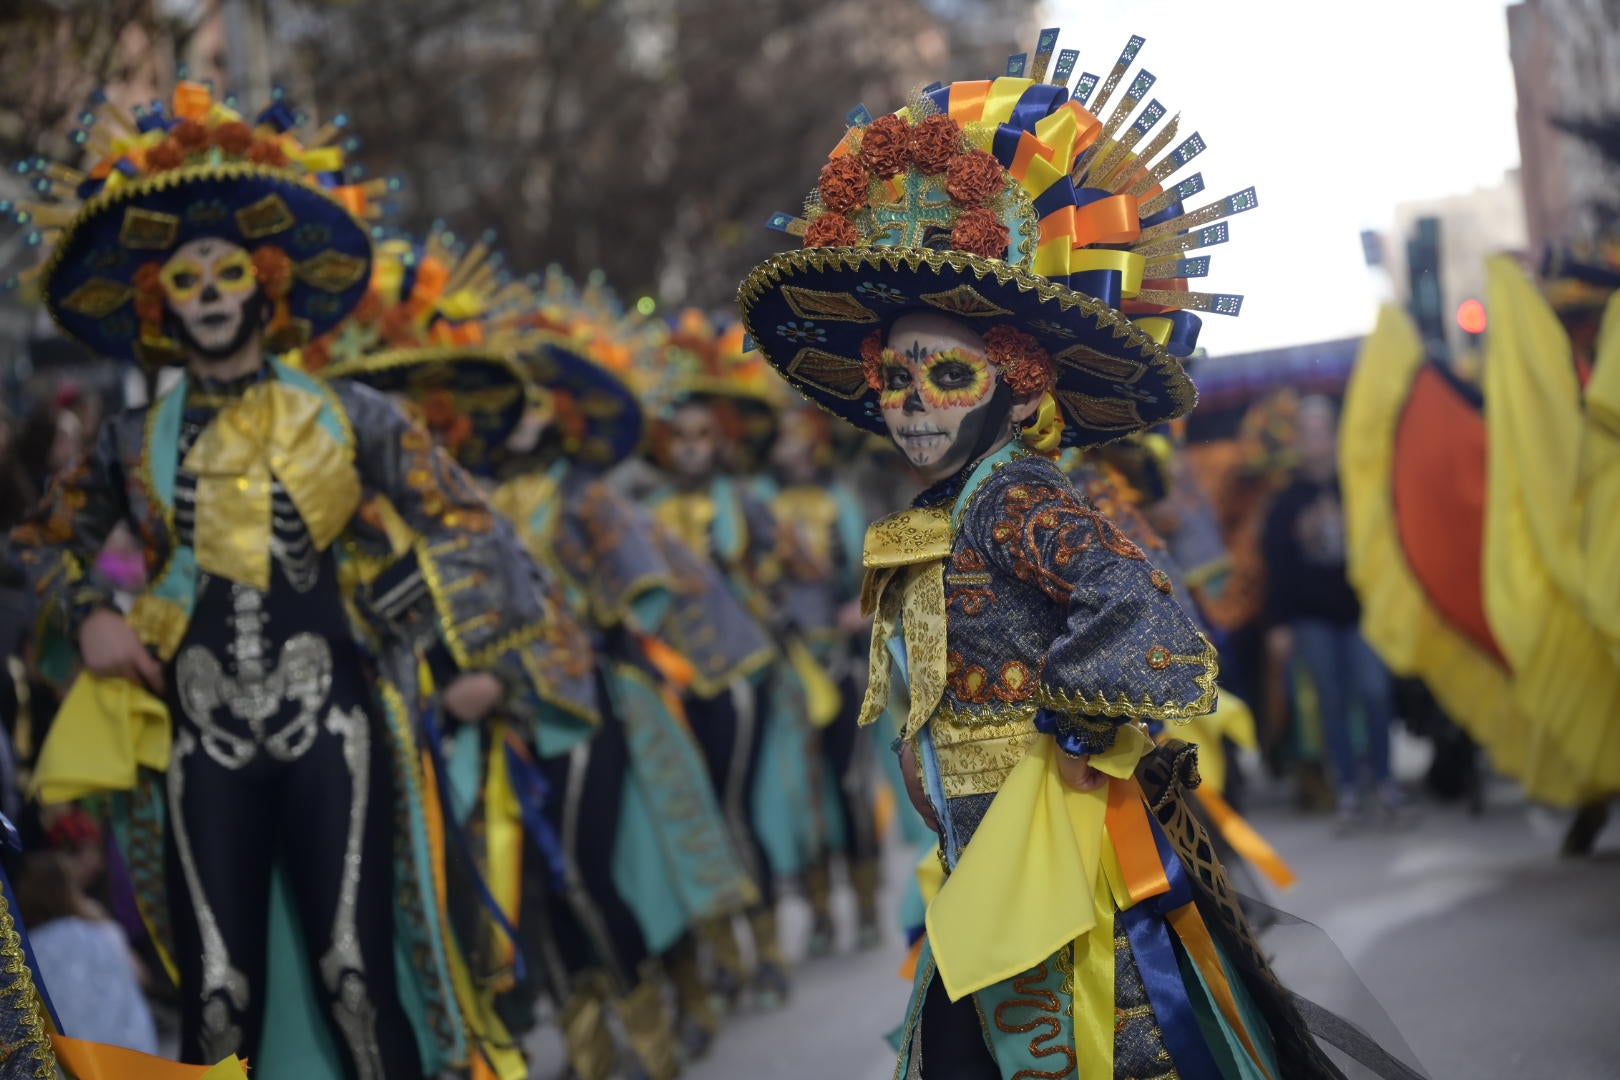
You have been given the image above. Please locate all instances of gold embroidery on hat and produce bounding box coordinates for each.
[786,347,868,399]
[781,285,880,324]
[295,250,368,293]
[60,277,133,318]
[119,207,181,250]
[1055,389,1144,430]
[1053,343,1147,383]
[919,284,1014,319]
[235,194,296,239]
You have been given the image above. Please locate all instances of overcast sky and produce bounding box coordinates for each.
[1041,0,1522,355]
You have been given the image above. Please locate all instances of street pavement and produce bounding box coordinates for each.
[676,738,1620,1080]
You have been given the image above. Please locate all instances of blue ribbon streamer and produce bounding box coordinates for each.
[1117,807,1225,1080]
[418,705,528,983]
[0,815,62,1033]
[500,739,570,893]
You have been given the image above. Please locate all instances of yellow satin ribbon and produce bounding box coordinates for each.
[184,379,360,591]
[484,723,523,985]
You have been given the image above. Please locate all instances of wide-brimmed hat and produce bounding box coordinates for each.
[739,30,1255,447]
[11,81,384,364]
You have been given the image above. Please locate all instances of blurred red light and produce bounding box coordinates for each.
[1456,298,1488,335]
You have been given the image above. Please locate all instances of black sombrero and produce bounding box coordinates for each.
[739,32,1256,448]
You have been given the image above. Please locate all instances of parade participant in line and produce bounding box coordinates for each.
[9,83,592,1080]
[759,398,884,954]
[316,240,749,1079]
[640,313,807,1010]
[741,30,1356,1078]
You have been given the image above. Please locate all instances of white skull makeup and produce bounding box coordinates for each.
[664,400,724,483]
[160,238,260,361]
[879,313,1005,483]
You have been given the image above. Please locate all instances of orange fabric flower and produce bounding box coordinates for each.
[804,212,859,248]
[144,141,185,173]
[984,325,1053,394]
[251,246,293,299]
[212,121,254,156]
[860,329,885,392]
[381,304,421,346]
[133,262,165,324]
[171,120,211,152]
[818,156,872,215]
[909,114,964,174]
[946,149,1004,208]
[859,115,912,180]
[951,207,1009,259]
[247,138,289,168]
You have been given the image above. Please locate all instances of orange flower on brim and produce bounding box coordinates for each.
[946,149,1004,208]
[860,329,885,391]
[951,207,1009,259]
[984,325,1053,395]
[144,141,185,173]
[171,120,211,153]
[212,121,254,156]
[248,138,289,168]
[910,114,964,174]
[859,115,912,180]
[804,212,859,248]
[818,156,872,215]
[251,246,293,299]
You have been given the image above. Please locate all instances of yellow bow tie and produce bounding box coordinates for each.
[183,380,360,590]
[857,505,953,738]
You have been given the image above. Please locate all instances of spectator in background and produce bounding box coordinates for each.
[1262,396,1403,826]
[18,850,158,1054]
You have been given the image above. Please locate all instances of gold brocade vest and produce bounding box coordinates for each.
[857,447,1049,798]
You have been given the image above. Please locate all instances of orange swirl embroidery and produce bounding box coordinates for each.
[992,961,1078,1079]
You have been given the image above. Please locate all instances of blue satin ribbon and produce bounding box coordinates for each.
[1117,807,1224,1080]
[0,815,61,1032]
[1073,268,1124,308]
[1009,83,1069,133]
[418,705,528,982]
[500,738,571,893]
[1133,310,1203,356]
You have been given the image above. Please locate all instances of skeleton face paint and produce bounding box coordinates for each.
[161,238,260,359]
[880,313,1006,482]
[665,401,722,483]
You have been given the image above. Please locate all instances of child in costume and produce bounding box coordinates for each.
[740,31,1354,1079]
[7,84,594,1080]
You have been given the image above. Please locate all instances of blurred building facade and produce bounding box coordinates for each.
[1508,0,1620,250]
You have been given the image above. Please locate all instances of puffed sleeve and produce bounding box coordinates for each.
[336,380,598,734]
[567,477,676,632]
[966,457,1217,755]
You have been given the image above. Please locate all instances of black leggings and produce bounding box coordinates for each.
[684,679,774,906]
[820,672,878,863]
[537,699,649,990]
[164,705,420,1079]
[919,975,999,1079]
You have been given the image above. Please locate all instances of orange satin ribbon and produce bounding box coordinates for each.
[946,80,993,124]
[1105,777,1169,905]
[1167,904,1272,1077]
[410,254,452,311]
[430,320,486,347]
[1193,788,1297,890]
[899,936,925,982]
[638,632,697,691]
[172,81,213,121]
[51,1035,248,1079]
[330,185,368,219]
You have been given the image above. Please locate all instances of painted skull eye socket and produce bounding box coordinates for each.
[159,259,205,300]
[927,359,976,391]
[882,364,912,392]
[213,250,257,293]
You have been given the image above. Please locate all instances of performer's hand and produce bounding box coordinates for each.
[836,599,870,636]
[79,608,164,693]
[444,671,503,723]
[1056,752,1107,792]
[898,740,940,833]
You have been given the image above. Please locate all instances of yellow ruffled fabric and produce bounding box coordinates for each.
[1579,292,1620,661]
[1482,257,1620,801]
[925,724,1152,1001]
[1340,304,1555,795]
[32,674,170,804]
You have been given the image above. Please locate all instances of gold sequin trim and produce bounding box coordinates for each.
[1036,633,1218,723]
